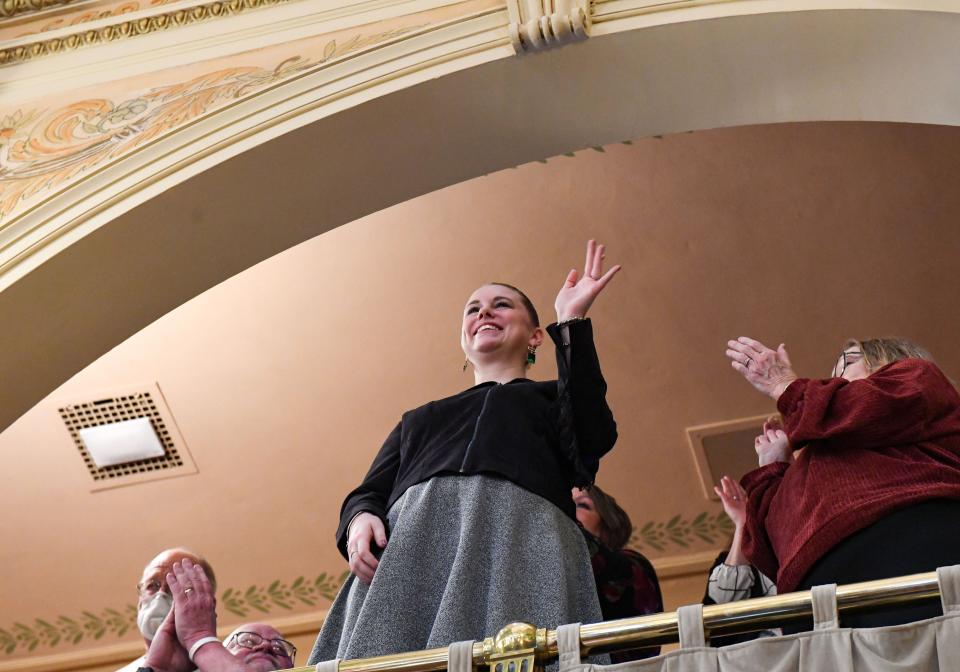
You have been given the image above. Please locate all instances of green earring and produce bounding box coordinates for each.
[526,346,537,366]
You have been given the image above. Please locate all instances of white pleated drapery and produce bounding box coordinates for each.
[548,565,960,672]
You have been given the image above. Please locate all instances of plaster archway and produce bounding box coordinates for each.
[2,5,959,431]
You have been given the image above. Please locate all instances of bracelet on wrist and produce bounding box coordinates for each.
[188,636,220,662]
[556,316,586,328]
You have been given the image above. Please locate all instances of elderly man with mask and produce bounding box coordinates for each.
[139,559,296,672]
[118,549,218,672]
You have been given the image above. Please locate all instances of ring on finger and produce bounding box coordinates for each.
[184,587,194,595]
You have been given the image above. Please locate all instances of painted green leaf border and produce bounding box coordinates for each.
[220,571,349,618]
[2,510,732,656]
[0,571,348,656]
[630,511,734,553]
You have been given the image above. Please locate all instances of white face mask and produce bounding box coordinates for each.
[137,591,172,641]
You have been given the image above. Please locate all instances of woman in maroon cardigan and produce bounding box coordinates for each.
[725,336,960,628]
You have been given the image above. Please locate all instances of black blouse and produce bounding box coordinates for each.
[335,319,617,558]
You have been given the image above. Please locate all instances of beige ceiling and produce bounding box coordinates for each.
[3,120,960,665]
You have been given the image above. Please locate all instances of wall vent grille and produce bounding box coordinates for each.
[58,383,197,491]
[686,414,771,500]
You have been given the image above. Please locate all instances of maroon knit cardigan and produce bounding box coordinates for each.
[741,358,960,593]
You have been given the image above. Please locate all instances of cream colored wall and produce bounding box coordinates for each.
[3,121,960,668]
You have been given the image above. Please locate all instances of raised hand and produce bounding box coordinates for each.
[144,608,192,672]
[347,512,388,585]
[755,421,792,467]
[714,475,748,529]
[555,239,622,322]
[167,559,217,652]
[726,337,798,400]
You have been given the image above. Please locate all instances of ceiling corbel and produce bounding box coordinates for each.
[506,0,590,53]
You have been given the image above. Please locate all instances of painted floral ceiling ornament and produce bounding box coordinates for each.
[0,57,316,220]
[0,24,421,223]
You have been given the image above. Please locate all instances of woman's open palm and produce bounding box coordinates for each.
[555,239,622,322]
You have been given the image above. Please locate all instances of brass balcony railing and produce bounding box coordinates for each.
[293,570,944,672]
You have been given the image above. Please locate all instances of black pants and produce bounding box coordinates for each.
[784,498,960,632]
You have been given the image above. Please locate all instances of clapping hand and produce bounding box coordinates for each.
[144,608,192,672]
[167,559,218,654]
[755,421,792,467]
[555,240,621,322]
[714,476,748,529]
[726,337,798,400]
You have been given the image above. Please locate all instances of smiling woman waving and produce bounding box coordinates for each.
[308,240,621,663]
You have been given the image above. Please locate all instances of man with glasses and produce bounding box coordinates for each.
[118,549,217,672]
[139,623,296,672]
[222,627,297,670]
[140,623,296,672]
[139,559,296,672]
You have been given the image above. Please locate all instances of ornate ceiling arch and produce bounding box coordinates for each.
[1,1,959,430]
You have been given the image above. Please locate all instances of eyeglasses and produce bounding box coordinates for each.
[835,349,863,377]
[226,631,296,661]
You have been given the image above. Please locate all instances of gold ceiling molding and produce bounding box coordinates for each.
[0,0,299,65]
[0,0,77,20]
[8,0,184,40]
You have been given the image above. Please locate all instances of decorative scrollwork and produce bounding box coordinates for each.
[0,26,420,222]
[0,0,77,20]
[506,0,591,54]
[0,57,315,218]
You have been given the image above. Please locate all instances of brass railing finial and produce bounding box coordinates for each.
[485,622,548,672]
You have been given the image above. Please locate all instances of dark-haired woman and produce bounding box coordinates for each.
[726,336,960,628]
[573,485,662,661]
[309,241,621,663]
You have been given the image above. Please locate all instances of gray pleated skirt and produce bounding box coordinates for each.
[308,474,604,664]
